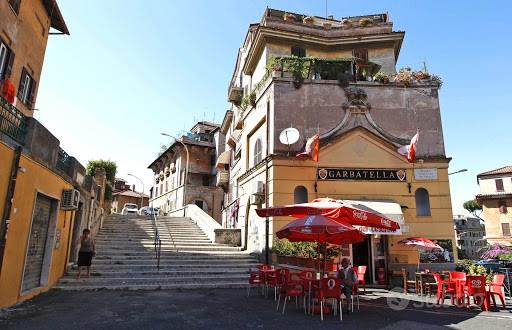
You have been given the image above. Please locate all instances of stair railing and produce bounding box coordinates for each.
[151,208,162,271]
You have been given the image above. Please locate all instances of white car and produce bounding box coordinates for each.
[121,203,139,215]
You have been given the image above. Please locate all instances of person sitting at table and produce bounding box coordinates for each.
[338,258,358,312]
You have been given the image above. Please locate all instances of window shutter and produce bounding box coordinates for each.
[354,48,368,64]
[291,46,306,58]
[28,78,37,108]
[17,67,27,100]
[6,49,15,77]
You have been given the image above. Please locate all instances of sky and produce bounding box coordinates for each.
[36,0,512,215]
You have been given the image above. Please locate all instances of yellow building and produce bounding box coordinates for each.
[0,0,100,308]
[218,9,457,283]
[476,166,512,246]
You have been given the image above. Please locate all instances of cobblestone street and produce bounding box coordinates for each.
[1,289,511,329]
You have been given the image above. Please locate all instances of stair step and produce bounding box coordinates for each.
[54,282,248,291]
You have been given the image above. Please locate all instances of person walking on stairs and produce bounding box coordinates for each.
[77,229,96,279]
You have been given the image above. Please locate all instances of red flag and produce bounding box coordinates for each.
[296,134,320,162]
[397,130,419,162]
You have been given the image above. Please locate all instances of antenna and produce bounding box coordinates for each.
[279,127,300,156]
[325,0,328,18]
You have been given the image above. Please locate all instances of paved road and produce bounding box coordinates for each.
[1,288,511,329]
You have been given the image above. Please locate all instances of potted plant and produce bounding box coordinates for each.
[414,70,430,81]
[303,16,314,25]
[249,92,256,107]
[359,17,373,27]
[155,177,159,184]
[430,74,443,89]
[284,13,296,23]
[393,67,414,86]
[374,71,390,84]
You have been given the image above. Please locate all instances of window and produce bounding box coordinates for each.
[17,68,37,107]
[0,40,14,80]
[253,138,262,165]
[8,0,21,15]
[415,188,431,216]
[495,179,504,192]
[499,201,508,214]
[202,175,210,187]
[155,187,158,197]
[353,48,369,64]
[502,223,511,237]
[291,46,306,57]
[165,180,168,193]
[294,186,308,204]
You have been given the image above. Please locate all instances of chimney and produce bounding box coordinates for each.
[132,184,135,192]
[327,15,334,20]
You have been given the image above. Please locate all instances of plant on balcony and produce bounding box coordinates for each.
[341,19,352,26]
[165,170,170,177]
[414,70,430,81]
[303,16,314,25]
[155,177,160,184]
[359,17,373,27]
[430,74,443,89]
[283,13,296,23]
[240,91,256,110]
[159,173,164,181]
[373,71,390,84]
[393,67,414,86]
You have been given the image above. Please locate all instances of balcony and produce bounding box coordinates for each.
[216,170,229,189]
[0,95,27,144]
[228,85,243,105]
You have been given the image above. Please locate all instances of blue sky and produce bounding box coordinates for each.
[36,0,511,214]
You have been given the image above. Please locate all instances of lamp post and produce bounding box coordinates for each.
[448,169,468,175]
[161,133,189,213]
[128,173,144,209]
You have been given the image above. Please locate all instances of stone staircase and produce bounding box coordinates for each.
[55,214,258,290]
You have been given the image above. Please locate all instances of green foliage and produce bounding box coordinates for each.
[359,18,373,27]
[463,199,482,215]
[273,239,341,260]
[497,252,512,261]
[104,183,113,201]
[455,259,494,282]
[373,72,390,83]
[86,159,117,185]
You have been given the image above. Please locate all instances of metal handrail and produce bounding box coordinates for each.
[164,208,179,253]
[151,207,162,271]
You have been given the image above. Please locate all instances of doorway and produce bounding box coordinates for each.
[352,236,372,284]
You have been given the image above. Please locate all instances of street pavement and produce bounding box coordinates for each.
[1,288,511,329]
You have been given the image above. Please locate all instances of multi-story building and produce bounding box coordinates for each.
[112,189,149,214]
[148,122,224,222]
[453,215,486,260]
[217,8,456,282]
[476,166,512,246]
[0,1,107,308]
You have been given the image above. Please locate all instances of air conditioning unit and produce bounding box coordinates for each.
[250,194,264,205]
[253,181,265,195]
[61,189,80,210]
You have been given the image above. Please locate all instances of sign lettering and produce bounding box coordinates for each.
[317,168,407,181]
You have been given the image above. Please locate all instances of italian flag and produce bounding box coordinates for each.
[397,130,419,163]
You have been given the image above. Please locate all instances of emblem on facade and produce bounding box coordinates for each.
[318,168,328,180]
[342,86,371,110]
[396,169,406,181]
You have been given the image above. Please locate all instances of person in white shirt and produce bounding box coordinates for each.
[338,258,358,311]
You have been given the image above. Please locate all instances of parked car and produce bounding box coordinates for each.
[477,259,505,272]
[139,206,159,216]
[121,203,139,215]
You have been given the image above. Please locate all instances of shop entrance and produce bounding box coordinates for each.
[352,236,371,284]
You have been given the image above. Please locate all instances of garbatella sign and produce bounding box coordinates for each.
[317,168,407,181]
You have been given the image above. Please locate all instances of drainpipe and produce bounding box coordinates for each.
[0,146,22,273]
[264,101,270,264]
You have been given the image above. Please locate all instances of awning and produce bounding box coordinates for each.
[340,199,406,235]
[227,129,241,147]
[215,150,230,168]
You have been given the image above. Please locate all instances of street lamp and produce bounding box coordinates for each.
[448,169,468,175]
[128,173,144,209]
[161,133,189,212]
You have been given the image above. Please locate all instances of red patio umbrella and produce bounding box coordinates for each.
[398,237,443,270]
[276,215,365,274]
[256,198,400,231]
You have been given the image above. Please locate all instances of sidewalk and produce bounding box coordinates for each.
[0,288,510,329]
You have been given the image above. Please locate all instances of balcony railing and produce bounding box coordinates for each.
[56,147,72,176]
[0,95,27,144]
[216,170,229,189]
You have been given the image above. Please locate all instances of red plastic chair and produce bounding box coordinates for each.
[487,274,506,308]
[449,271,466,281]
[315,277,343,321]
[300,270,315,314]
[356,265,367,292]
[463,275,490,311]
[247,269,265,297]
[281,273,304,315]
[275,269,290,311]
[432,273,456,305]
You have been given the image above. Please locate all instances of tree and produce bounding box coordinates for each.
[86,159,117,185]
[463,199,483,219]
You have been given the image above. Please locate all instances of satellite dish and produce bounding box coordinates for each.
[279,127,300,146]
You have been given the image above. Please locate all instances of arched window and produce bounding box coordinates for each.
[253,138,262,165]
[415,188,431,216]
[294,186,308,204]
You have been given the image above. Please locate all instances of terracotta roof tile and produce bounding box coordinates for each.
[477,166,512,177]
[113,190,149,198]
